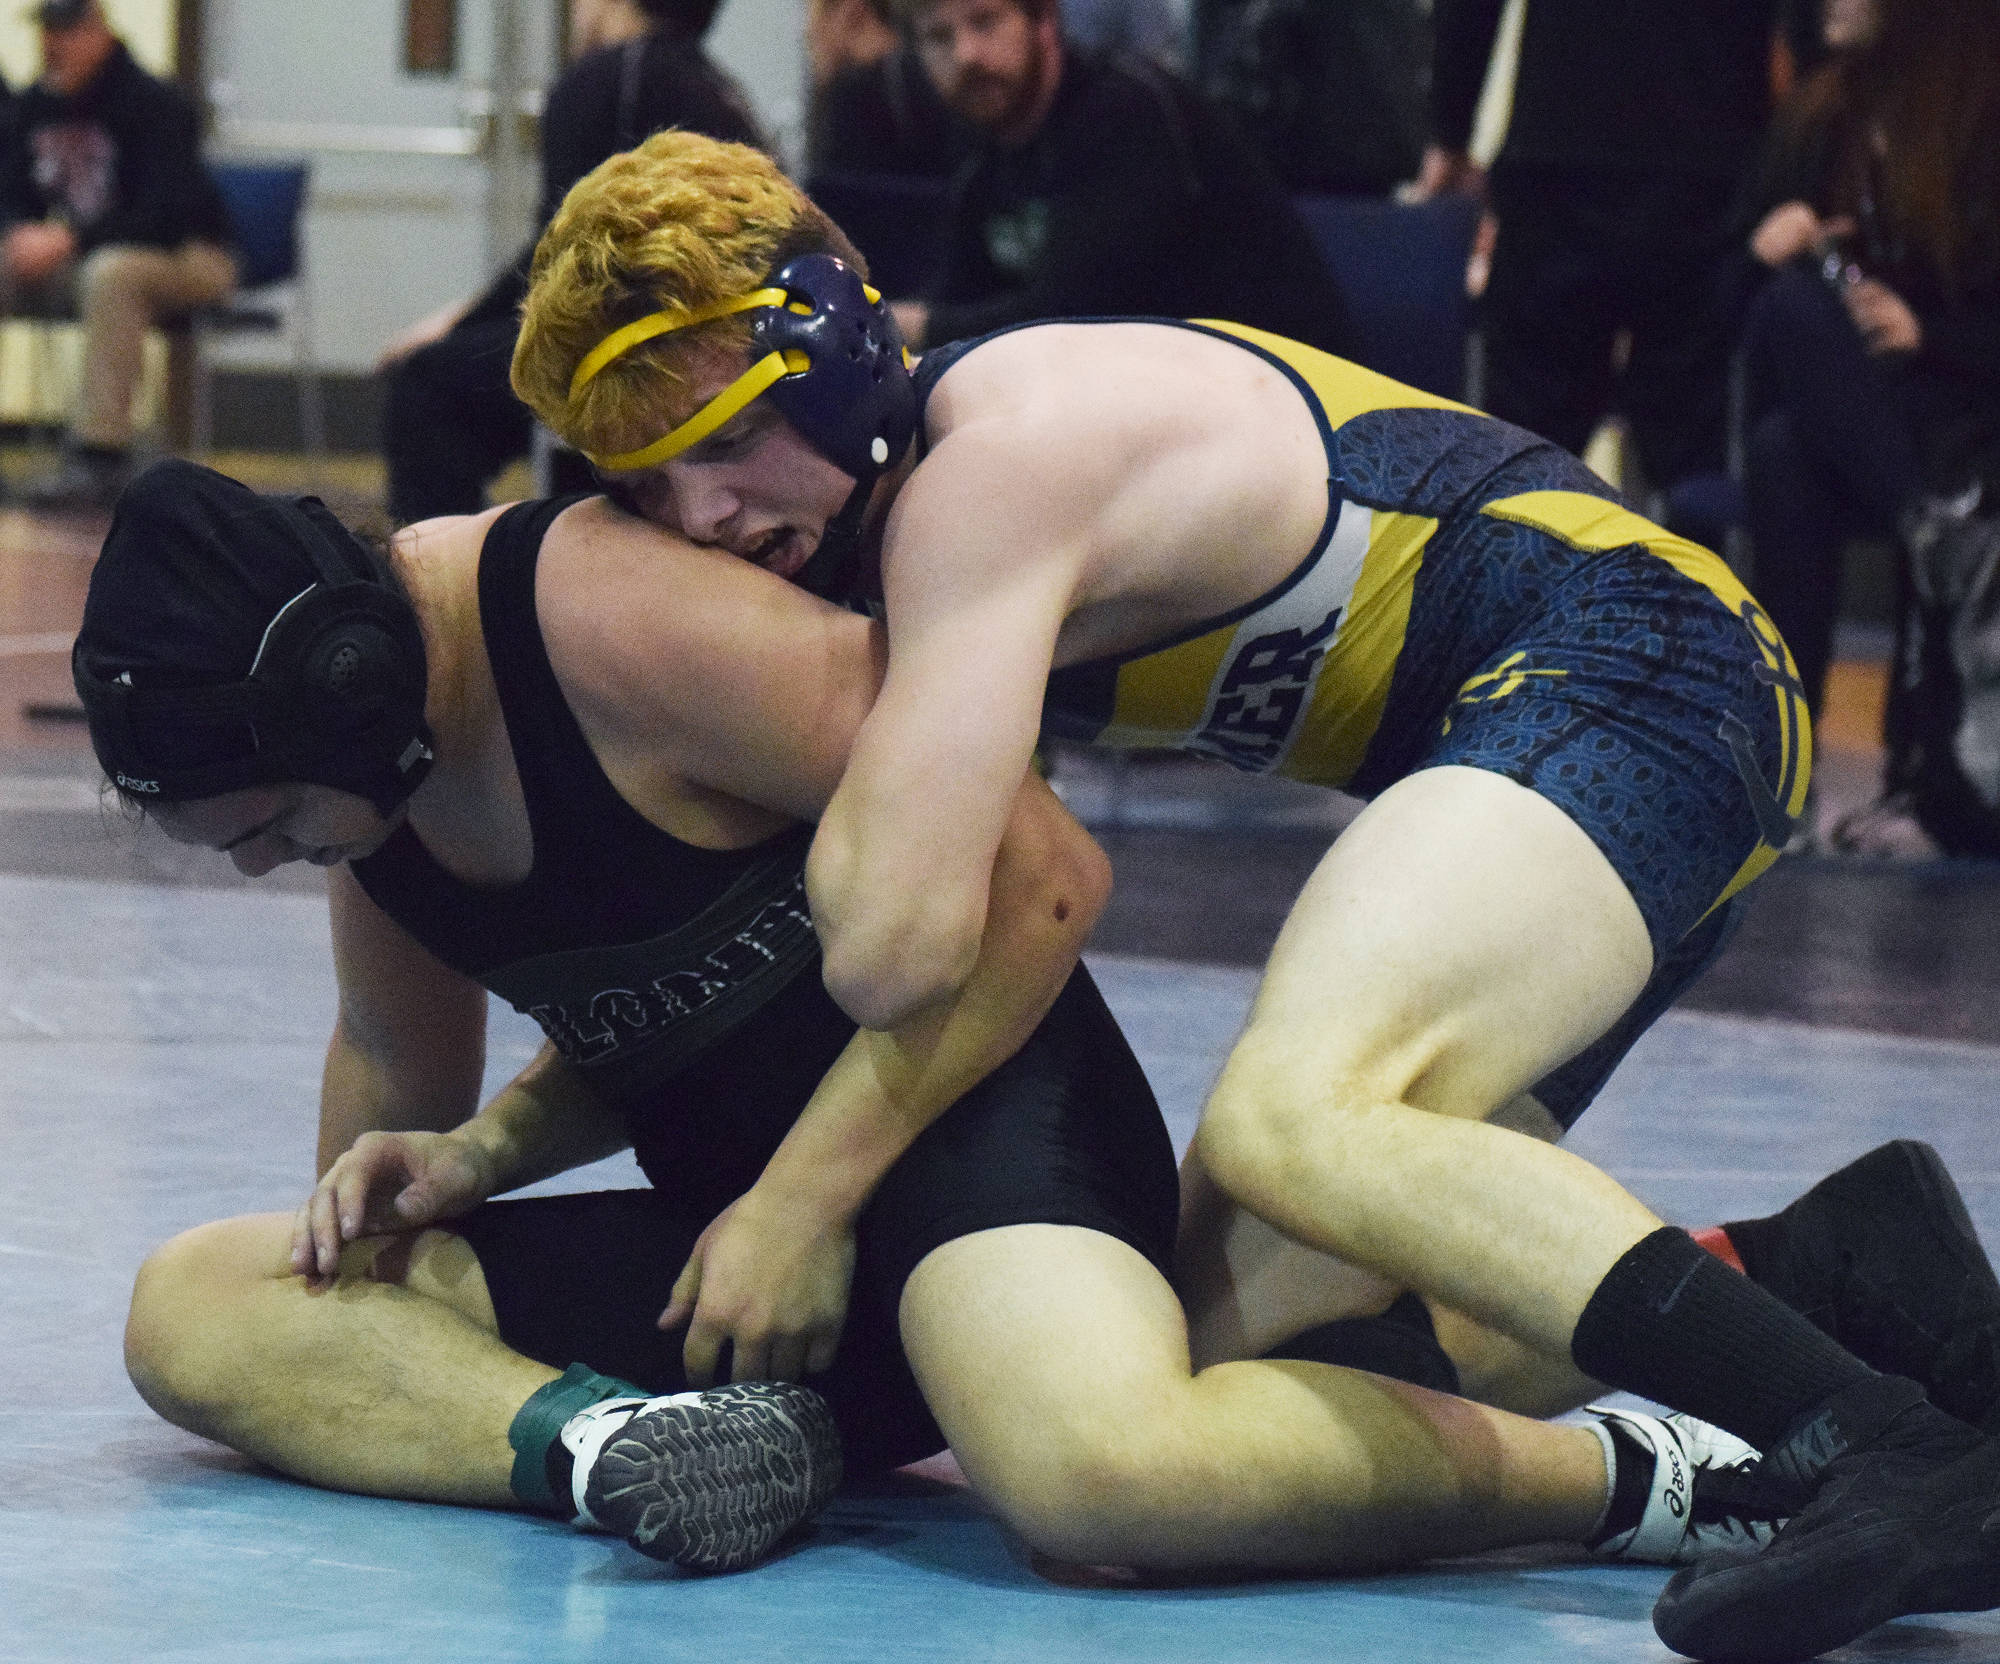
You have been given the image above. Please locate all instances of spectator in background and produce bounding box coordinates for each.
[887,0,1353,354]
[1416,0,1803,501]
[806,0,968,179]
[0,0,235,512]
[1194,0,1427,197]
[1737,0,2000,857]
[377,0,765,526]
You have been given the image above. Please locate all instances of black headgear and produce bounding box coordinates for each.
[72,460,435,815]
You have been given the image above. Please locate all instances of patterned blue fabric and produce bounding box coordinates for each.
[1329,405,1613,519]
[1382,543,1793,958]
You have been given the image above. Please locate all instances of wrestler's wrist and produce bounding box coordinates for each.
[743,1169,867,1233]
[441,1113,517,1201]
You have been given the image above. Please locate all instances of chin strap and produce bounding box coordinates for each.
[794,473,880,601]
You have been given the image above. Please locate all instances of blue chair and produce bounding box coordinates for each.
[1290,192,1482,400]
[188,161,326,459]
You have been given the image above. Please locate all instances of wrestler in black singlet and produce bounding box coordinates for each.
[349,498,1178,1473]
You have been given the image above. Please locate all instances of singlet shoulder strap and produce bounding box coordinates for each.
[476,496,636,842]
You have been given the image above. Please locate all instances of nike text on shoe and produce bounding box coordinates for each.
[1652,1374,2000,1662]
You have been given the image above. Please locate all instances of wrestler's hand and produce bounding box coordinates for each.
[661,1188,857,1386]
[289,1129,496,1282]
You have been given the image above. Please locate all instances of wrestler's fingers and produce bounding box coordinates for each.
[658,1254,702,1332]
[287,1199,316,1276]
[682,1313,725,1388]
[729,1333,772,1385]
[308,1181,344,1278]
[767,1335,809,1384]
[331,1153,384,1241]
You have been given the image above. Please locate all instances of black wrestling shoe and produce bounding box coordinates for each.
[575,1381,843,1572]
[1652,1374,2000,1663]
[1725,1140,2000,1433]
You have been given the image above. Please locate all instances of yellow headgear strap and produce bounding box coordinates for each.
[568,286,809,474]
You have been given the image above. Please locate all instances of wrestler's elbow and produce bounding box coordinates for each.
[809,836,986,1028]
[1015,802,1112,950]
[818,899,986,1029]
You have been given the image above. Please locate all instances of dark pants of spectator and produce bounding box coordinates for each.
[385,313,532,525]
[1482,165,1738,490]
[1742,263,1922,721]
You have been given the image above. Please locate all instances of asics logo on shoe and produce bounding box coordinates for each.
[1662,1441,1688,1519]
[1588,1407,1778,1566]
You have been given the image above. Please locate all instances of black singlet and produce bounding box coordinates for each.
[351,496,859,1208]
[350,498,1180,1473]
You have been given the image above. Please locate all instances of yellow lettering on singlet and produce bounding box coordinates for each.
[1284,508,1437,786]
[1100,628,1235,747]
[1480,488,1813,911]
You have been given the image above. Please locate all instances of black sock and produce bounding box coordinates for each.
[1572,1227,1875,1451]
[1584,1414,1655,1548]
[1263,1292,1462,1395]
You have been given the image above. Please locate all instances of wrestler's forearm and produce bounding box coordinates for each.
[761,779,1109,1222]
[318,1019,482,1176]
[448,1043,632,1197]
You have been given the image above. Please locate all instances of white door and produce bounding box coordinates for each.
[202,0,559,375]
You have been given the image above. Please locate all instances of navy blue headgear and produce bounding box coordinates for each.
[573,253,917,484]
[572,254,917,597]
[751,254,919,482]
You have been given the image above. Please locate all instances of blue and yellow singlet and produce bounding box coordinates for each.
[916,319,1812,958]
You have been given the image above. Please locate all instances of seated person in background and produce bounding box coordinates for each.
[1735,0,2000,858]
[806,0,970,181]
[0,0,235,512]
[1193,0,1427,197]
[884,0,1353,356]
[377,0,765,526]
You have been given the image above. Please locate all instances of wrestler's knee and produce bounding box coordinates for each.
[125,1213,288,1431]
[963,1397,1192,1566]
[1192,1030,1368,1223]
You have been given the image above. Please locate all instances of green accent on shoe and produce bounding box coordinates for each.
[507,1363,648,1516]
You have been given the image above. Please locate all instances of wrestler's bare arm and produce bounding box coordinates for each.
[540,500,1110,1379]
[811,421,1098,1028]
[320,863,491,1175]
[301,868,633,1276]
